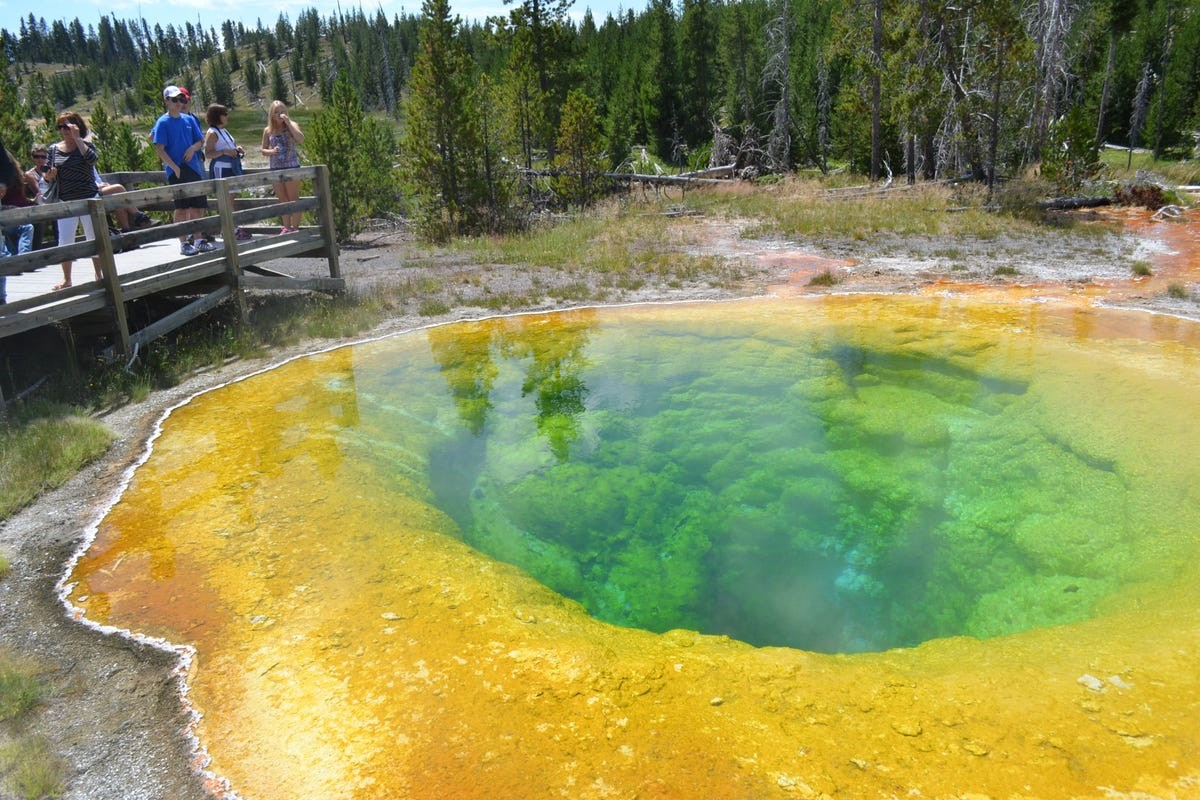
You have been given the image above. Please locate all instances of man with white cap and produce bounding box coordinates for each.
[151,85,214,256]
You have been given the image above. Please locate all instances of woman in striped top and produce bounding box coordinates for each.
[45,111,101,290]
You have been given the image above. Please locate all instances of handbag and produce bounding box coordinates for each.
[42,146,60,203]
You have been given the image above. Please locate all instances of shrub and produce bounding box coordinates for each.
[1,736,66,800]
[0,657,42,721]
[307,75,402,243]
[1040,108,1102,193]
[807,269,842,287]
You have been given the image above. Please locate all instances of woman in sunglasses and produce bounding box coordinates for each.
[44,111,102,290]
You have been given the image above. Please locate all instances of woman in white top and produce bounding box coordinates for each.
[204,103,252,241]
[203,103,244,180]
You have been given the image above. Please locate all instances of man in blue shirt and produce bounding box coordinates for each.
[151,85,215,256]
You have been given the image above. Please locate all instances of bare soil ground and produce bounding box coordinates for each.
[1,208,1197,800]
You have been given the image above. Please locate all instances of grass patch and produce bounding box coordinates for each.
[0,737,66,800]
[1098,148,1200,185]
[456,205,675,278]
[547,282,596,302]
[1131,261,1153,277]
[993,265,1020,276]
[0,552,8,580]
[418,299,451,316]
[807,270,842,287]
[689,181,1052,240]
[0,408,114,520]
[1167,283,1189,299]
[0,654,42,721]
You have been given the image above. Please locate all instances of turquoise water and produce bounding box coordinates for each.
[399,302,1196,653]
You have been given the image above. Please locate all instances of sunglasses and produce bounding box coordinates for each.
[170,96,187,103]
[57,123,70,129]
[32,154,47,160]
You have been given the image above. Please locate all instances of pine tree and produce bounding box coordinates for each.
[553,89,607,209]
[678,0,718,147]
[402,0,480,239]
[208,54,235,108]
[270,60,288,102]
[643,0,682,162]
[503,0,575,159]
[0,69,33,158]
[136,51,169,112]
[307,74,400,242]
[244,56,261,97]
[473,73,520,231]
[502,27,548,171]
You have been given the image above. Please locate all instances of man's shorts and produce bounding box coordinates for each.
[169,165,209,210]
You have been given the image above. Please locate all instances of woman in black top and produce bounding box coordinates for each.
[45,111,101,289]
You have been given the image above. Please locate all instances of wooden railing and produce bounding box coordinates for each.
[0,165,341,358]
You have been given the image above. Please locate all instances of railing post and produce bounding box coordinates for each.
[214,178,247,323]
[89,198,131,358]
[313,165,341,280]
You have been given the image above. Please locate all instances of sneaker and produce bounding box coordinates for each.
[180,241,198,256]
[234,227,253,242]
[286,226,300,233]
[132,212,159,229]
[196,239,218,253]
[279,226,290,235]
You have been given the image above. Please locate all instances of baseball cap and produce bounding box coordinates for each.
[163,85,184,100]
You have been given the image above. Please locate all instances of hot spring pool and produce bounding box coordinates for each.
[66,296,1200,799]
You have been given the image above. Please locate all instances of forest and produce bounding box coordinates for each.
[1,0,1198,237]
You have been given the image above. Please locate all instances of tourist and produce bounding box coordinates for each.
[205,103,252,242]
[204,104,245,180]
[93,168,157,233]
[44,112,102,290]
[0,135,26,303]
[261,100,304,233]
[24,144,52,251]
[1,146,37,262]
[152,85,214,256]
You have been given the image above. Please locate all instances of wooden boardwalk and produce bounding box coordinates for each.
[6,236,218,303]
[0,166,341,360]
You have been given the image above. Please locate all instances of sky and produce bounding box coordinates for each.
[0,0,628,39]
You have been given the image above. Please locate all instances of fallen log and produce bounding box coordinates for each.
[606,172,729,186]
[1036,196,1113,210]
[518,167,731,186]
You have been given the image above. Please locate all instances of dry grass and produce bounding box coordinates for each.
[688,178,1083,241]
